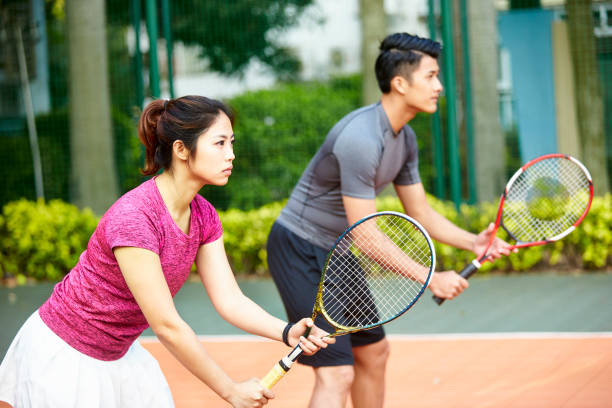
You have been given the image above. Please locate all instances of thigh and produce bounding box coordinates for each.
[0,311,174,408]
[323,251,387,348]
[266,222,322,321]
[267,223,357,367]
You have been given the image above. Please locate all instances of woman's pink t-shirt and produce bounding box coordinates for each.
[39,178,222,361]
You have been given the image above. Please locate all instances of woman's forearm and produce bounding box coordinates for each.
[213,292,287,341]
[154,319,236,401]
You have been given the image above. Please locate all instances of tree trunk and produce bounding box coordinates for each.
[359,0,386,105]
[66,0,118,213]
[467,0,506,201]
[566,0,610,194]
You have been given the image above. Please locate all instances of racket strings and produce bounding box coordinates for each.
[320,215,433,331]
[503,158,591,242]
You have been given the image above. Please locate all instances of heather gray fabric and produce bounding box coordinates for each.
[277,102,420,249]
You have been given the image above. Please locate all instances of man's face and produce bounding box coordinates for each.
[401,55,443,114]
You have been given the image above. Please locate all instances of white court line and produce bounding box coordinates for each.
[386,332,612,340]
[139,332,612,343]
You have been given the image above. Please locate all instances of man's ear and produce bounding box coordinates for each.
[390,75,408,95]
[172,140,189,161]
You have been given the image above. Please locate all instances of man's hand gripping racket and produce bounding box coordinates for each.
[433,153,593,305]
[261,211,436,389]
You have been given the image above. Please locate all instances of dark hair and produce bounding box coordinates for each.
[138,95,233,176]
[375,33,442,93]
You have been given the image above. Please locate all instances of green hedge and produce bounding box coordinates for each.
[203,76,362,210]
[1,194,610,283]
[0,199,98,283]
[375,194,612,272]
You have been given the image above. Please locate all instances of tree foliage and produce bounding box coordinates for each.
[509,0,541,9]
[105,0,314,78]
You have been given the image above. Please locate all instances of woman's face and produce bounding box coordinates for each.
[188,112,235,186]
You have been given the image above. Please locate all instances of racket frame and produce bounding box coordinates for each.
[315,211,436,336]
[434,153,593,305]
[262,211,436,389]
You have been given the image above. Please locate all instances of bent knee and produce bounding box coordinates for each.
[354,338,390,367]
[314,365,355,391]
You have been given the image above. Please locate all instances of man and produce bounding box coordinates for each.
[266,33,512,408]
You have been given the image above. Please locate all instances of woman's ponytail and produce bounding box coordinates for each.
[138,99,165,176]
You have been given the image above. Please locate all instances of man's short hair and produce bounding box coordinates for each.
[375,33,442,93]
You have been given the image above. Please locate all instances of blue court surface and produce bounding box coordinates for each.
[1,271,612,358]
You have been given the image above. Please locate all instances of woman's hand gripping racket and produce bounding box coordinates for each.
[261,211,436,389]
[433,153,593,305]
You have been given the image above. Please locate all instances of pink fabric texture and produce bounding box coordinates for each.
[39,178,222,361]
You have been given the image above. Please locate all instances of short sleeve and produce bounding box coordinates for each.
[104,201,161,254]
[192,195,223,245]
[333,124,380,199]
[393,126,421,185]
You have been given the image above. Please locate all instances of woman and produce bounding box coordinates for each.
[0,95,333,408]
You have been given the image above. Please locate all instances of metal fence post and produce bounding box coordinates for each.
[441,0,462,208]
[428,0,446,200]
[145,0,160,99]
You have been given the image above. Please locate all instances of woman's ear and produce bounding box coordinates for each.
[172,140,189,161]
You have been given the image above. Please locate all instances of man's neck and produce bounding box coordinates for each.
[380,93,416,134]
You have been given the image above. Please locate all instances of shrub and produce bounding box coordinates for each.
[0,199,99,282]
[204,76,363,210]
[1,194,609,283]
[377,193,612,273]
[220,201,285,275]
[219,193,612,276]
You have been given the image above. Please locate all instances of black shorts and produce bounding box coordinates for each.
[266,221,385,367]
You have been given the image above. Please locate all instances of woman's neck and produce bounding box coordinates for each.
[155,171,198,218]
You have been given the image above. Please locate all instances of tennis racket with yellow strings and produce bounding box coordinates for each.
[261,211,436,389]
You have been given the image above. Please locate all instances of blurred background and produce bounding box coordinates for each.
[1,0,612,366]
[0,0,611,286]
[1,0,610,214]
[2,2,612,396]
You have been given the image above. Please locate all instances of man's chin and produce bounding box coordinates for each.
[422,105,438,114]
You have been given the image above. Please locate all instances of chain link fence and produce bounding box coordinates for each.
[0,0,610,212]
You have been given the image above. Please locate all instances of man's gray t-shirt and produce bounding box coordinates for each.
[277,102,421,250]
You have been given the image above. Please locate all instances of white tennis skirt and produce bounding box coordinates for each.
[0,310,174,408]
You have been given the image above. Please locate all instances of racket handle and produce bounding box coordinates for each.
[432,261,480,306]
[458,260,480,279]
[261,344,303,389]
[432,294,446,305]
[261,360,291,389]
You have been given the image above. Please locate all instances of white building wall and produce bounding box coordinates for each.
[169,0,429,99]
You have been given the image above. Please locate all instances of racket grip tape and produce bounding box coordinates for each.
[459,260,480,279]
[261,357,292,389]
[432,261,480,306]
[261,343,303,389]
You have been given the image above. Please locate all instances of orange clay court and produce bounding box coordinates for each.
[139,333,612,408]
[2,273,612,407]
[0,334,610,408]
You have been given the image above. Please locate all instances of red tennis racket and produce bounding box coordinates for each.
[433,153,593,305]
